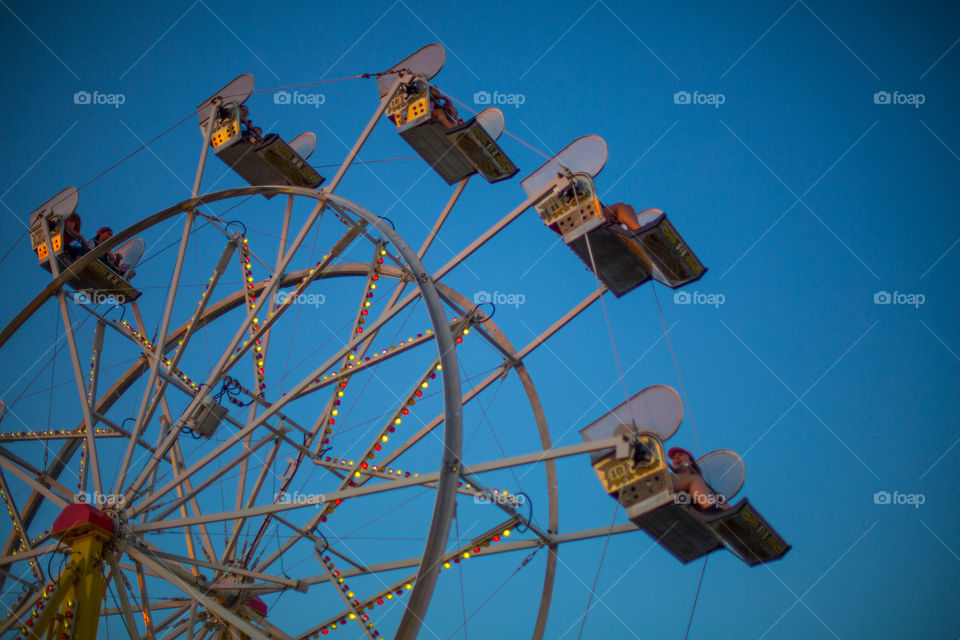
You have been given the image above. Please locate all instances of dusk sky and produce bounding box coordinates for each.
[1,2,958,638]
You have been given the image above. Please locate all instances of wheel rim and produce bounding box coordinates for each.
[0,186,563,639]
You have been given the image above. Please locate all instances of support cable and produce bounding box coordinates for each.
[576,496,620,639]
[652,278,710,640]
[582,228,631,405]
[683,556,708,640]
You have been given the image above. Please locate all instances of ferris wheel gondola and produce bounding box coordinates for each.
[580,385,791,566]
[523,136,706,295]
[28,186,143,303]
[198,74,324,197]
[380,47,518,185]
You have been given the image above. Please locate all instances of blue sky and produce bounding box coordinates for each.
[1,1,959,638]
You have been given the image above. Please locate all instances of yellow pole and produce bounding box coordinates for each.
[26,505,113,640]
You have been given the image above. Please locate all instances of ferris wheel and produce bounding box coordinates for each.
[0,44,787,640]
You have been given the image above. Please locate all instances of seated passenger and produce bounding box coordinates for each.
[238,105,263,145]
[94,227,125,274]
[668,447,730,514]
[601,203,663,231]
[63,212,91,260]
[429,86,462,129]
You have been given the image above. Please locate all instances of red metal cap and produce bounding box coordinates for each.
[247,596,268,617]
[51,503,115,540]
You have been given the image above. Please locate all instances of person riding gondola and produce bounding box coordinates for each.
[668,447,730,515]
[428,86,462,129]
[238,104,263,145]
[63,212,91,260]
[94,227,125,275]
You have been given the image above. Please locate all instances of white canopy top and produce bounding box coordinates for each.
[580,384,683,443]
[521,135,608,198]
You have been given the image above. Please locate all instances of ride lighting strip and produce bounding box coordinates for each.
[314,456,524,505]
[292,325,442,399]
[315,315,475,526]
[0,474,44,584]
[0,428,123,441]
[118,321,201,390]
[237,235,268,394]
[86,321,105,405]
[314,553,380,639]
[312,241,390,456]
[304,519,520,638]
